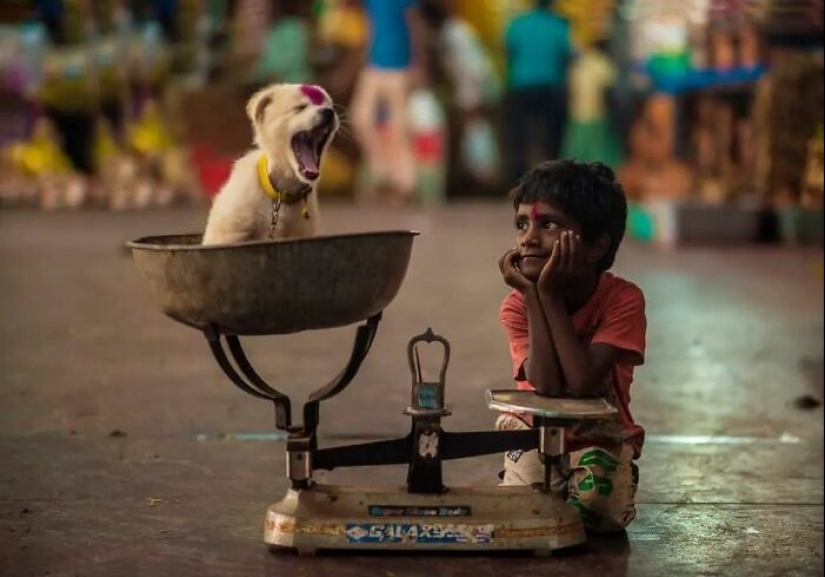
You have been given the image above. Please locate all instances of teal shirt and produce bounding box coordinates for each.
[365,0,417,70]
[505,10,572,88]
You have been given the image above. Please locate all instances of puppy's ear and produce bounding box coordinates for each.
[246,89,273,125]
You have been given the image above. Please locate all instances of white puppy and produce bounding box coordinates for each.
[202,84,339,244]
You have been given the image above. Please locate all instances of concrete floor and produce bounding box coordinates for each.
[0,204,823,577]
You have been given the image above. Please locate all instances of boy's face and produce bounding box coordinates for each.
[513,201,582,281]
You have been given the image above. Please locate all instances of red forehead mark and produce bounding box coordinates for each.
[300,85,325,105]
[530,204,540,221]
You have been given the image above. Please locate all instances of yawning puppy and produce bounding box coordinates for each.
[202,84,339,245]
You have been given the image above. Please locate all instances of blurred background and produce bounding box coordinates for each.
[0,0,821,246]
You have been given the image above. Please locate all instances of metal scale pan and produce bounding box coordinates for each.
[127,231,419,336]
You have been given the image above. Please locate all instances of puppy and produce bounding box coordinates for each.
[202,84,339,245]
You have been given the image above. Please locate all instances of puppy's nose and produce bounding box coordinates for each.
[319,107,336,124]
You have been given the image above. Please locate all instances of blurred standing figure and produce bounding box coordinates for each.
[351,0,426,201]
[562,40,622,169]
[420,0,502,185]
[319,0,370,101]
[421,0,500,116]
[231,0,271,69]
[503,0,572,185]
[254,0,312,84]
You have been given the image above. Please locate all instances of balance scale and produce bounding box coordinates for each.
[128,231,618,555]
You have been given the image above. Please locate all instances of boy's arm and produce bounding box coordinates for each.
[541,295,621,397]
[499,250,565,397]
[536,233,646,398]
[523,287,566,397]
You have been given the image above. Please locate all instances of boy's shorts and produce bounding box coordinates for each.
[496,413,639,533]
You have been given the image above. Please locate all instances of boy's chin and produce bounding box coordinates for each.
[517,261,544,282]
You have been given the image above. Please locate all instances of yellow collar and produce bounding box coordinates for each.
[257,154,282,201]
[256,154,311,219]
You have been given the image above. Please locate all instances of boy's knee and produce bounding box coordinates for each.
[496,414,546,486]
[501,448,543,486]
[495,412,529,432]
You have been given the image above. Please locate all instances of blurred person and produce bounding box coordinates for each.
[350,0,427,201]
[319,0,370,101]
[254,0,312,84]
[561,39,622,169]
[503,0,573,185]
[35,0,96,174]
[313,1,371,198]
[420,0,500,118]
[496,159,645,532]
[420,0,502,185]
[231,0,271,68]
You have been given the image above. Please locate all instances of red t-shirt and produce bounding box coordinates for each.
[499,272,647,458]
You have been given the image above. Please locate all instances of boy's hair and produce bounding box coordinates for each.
[509,160,628,271]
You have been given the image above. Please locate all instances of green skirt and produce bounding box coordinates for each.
[561,117,623,170]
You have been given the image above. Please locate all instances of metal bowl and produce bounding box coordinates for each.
[127,231,418,336]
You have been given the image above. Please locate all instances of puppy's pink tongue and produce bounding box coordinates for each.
[296,143,320,179]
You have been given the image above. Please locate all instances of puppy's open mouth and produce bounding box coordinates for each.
[291,122,335,181]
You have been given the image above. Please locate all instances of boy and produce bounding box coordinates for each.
[497,159,646,533]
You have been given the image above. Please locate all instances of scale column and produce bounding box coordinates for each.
[403,328,452,494]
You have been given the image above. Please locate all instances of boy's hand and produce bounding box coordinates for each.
[538,231,582,294]
[499,248,533,292]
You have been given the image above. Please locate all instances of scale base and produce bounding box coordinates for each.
[264,484,585,555]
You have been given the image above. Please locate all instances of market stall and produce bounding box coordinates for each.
[620,0,823,246]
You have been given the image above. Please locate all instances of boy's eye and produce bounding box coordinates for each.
[515,220,527,231]
[543,220,560,230]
